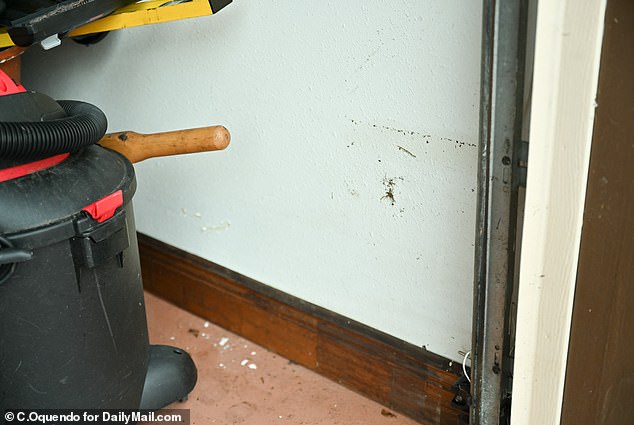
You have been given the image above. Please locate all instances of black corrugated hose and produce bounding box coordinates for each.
[0,100,107,159]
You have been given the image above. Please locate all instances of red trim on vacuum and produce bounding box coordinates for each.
[0,153,70,183]
[0,70,26,96]
[82,190,124,223]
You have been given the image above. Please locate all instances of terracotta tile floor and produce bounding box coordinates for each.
[144,292,419,425]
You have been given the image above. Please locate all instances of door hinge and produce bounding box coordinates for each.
[517,140,529,187]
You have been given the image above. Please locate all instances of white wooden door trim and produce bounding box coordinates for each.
[510,1,607,424]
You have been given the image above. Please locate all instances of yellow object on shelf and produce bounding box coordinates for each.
[69,0,213,37]
[0,0,225,48]
[0,33,12,49]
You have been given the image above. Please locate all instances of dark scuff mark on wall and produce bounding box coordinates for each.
[349,119,476,148]
[397,145,417,158]
[350,119,432,139]
[441,137,477,148]
[381,176,404,206]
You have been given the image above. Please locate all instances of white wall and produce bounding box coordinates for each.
[23,0,482,362]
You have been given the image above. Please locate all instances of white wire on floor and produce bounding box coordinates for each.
[462,350,471,383]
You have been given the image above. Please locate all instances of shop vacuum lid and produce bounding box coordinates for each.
[0,70,135,239]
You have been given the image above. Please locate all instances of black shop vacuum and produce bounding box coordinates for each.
[0,70,198,413]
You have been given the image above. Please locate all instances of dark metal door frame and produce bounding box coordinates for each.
[471,0,531,423]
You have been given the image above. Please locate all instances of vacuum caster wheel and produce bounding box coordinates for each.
[139,345,197,410]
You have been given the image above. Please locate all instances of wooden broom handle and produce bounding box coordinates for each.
[98,125,230,163]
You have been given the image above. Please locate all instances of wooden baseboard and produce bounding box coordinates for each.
[138,233,468,425]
